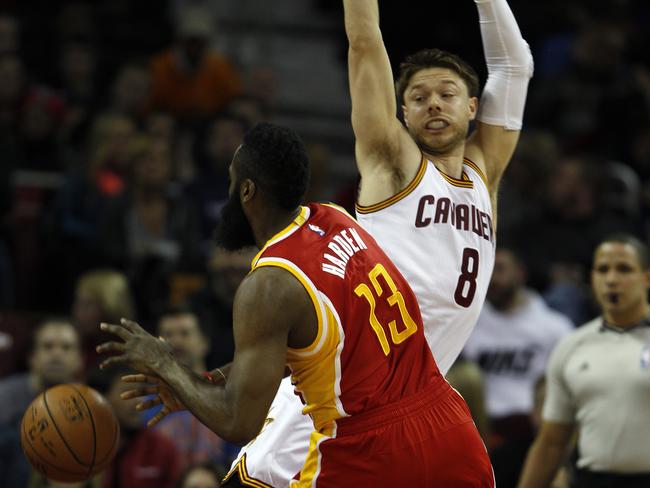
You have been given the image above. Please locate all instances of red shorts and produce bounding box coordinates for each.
[297,379,494,487]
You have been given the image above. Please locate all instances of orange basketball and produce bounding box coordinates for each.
[20,383,120,482]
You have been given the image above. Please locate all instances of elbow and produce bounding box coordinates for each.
[512,42,535,79]
[487,46,534,81]
[346,25,382,52]
[219,419,263,446]
[520,44,534,79]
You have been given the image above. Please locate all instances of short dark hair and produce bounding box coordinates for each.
[597,233,650,269]
[29,318,79,354]
[156,304,207,337]
[395,48,480,104]
[235,122,310,210]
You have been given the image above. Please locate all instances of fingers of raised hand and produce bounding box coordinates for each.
[99,355,128,370]
[96,341,126,354]
[120,318,143,333]
[136,397,162,411]
[147,406,170,428]
[120,385,159,401]
[100,323,131,341]
[122,374,160,384]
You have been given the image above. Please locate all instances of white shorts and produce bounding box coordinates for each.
[226,377,312,487]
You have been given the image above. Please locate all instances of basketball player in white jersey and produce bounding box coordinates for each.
[127,1,533,486]
[219,2,532,485]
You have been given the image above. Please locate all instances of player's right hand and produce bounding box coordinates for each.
[121,374,187,427]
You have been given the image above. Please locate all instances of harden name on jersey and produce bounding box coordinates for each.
[321,227,369,279]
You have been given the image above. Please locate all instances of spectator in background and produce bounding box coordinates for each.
[188,246,257,368]
[0,14,19,55]
[49,112,137,294]
[87,366,182,488]
[72,269,135,370]
[57,39,100,166]
[463,247,572,471]
[0,319,82,488]
[109,61,152,124]
[158,306,209,374]
[521,155,634,291]
[142,307,236,471]
[177,462,225,488]
[187,112,249,243]
[17,86,66,171]
[519,234,650,488]
[99,137,201,322]
[527,19,629,152]
[85,112,138,196]
[148,10,241,124]
[0,319,82,426]
[495,130,558,243]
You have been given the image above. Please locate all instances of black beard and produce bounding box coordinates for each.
[488,285,518,310]
[213,190,257,251]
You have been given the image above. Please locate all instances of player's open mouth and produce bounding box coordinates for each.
[425,119,449,130]
[606,292,620,304]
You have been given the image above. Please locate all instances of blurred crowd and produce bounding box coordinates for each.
[0,0,648,487]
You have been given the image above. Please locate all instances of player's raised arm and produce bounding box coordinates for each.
[465,0,533,195]
[343,0,419,187]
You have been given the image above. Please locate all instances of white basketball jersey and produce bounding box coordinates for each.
[356,156,496,374]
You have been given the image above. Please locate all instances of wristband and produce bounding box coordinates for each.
[203,369,226,385]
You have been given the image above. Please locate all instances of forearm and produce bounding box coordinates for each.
[343,0,381,47]
[158,359,246,443]
[475,0,533,129]
[517,439,566,488]
[208,363,288,382]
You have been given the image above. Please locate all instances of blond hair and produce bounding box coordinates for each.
[75,269,135,322]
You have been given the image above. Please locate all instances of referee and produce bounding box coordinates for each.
[518,234,650,488]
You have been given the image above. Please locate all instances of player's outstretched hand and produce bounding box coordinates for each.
[97,318,173,375]
[121,373,187,427]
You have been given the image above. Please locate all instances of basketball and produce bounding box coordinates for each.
[20,383,120,483]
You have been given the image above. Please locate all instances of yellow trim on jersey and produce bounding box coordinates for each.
[251,206,310,268]
[292,425,336,487]
[222,453,273,488]
[355,156,427,214]
[253,259,325,355]
[463,157,489,188]
[437,165,474,189]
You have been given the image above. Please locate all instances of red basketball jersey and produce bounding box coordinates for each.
[251,203,442,433]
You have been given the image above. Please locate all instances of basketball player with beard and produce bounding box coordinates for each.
[99,122,493,487]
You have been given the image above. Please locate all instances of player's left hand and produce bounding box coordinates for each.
[97,318,173,375]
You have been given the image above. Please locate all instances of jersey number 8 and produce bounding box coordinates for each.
[454,248,480,308]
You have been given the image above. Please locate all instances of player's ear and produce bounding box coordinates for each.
[402,105,410,127]
[240,178,256,203]
[468,97,478,121]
